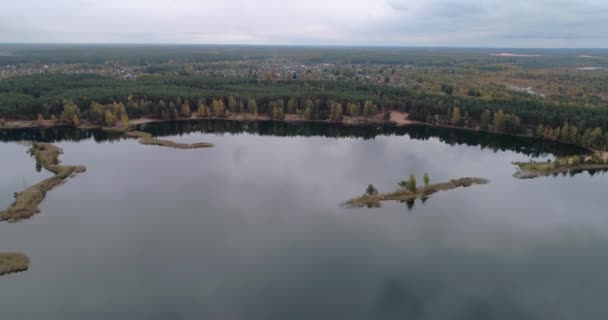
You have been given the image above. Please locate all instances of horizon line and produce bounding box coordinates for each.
[1,42,608,50]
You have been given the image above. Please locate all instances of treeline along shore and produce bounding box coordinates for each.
[1,74,608,151]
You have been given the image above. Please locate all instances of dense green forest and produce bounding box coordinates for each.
[1,73,608,149]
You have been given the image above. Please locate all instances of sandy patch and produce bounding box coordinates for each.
[389,111,416,125]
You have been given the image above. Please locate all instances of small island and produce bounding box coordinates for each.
[124,131,214,149]
[343,175,489,208]
[0,253,30,276]
[513,152,608,179]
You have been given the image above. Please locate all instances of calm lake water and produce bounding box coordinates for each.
[1,121,608,319]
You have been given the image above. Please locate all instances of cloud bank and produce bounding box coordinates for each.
[1,0,607,47]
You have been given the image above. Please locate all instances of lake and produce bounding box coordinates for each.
[1,120,608,319]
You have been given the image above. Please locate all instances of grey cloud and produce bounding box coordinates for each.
[0,0,607,47]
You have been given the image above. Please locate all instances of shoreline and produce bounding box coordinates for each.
[0,112,596,154]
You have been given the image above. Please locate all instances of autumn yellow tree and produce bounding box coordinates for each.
[104,110,116,126]
[348,103,360,116]
[363,100,378,119]
[451,107,461,125]
[181,103,191,118]
[248,98,258,115]
[407,174,417,192]
[227,96,238,113]
[197,102,208,118]
[61,100,81,124]
[212,99,227,117]
[480,110,492,130]
[122,116,130,128]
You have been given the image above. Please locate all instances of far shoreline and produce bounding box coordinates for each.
[0,111,596,155]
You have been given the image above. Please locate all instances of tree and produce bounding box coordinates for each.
[480,110,492,130]
[72,114,80,127]
[104,110,116,126]
[407,174,417,192]
[561,122,570,141]
[301,99,314,120]
[271,100,285,120]
[423,172,430,187]
[182,64,194,75]
[493,109,521,134]
[0,118,5,126]
[122,116,130,128]
[363,100,378,119]
[535,124,545,137]
[383,111,391,121]
[50,114,57,125]
[366,184,379,196]
[398,180,408,191]
[451,107,461,126]
[329,101,343,121]
[227,96,238,113]
[248,98,258,115]
[212,99,227,117]
[553,127,561,140]
[111,101,127,120]
[37,113,44,126]
[61,100,81,124]
[589,128,603,147]
[197,102,208,118]
[463,112,471,127]
[569,126,579,144]
[492,110,505,129]
[503,113,522,134]
[287,98,298,114]
[348,103,360,116]
[180,103,191,118]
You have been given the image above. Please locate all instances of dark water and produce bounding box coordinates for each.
[1,121,607,320]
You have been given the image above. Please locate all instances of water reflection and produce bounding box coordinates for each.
[1,118,608,320]
[0,120,587,157]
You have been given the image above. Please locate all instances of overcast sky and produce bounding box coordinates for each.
[1,0,607,47]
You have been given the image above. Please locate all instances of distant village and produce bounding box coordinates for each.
[0,63,138,80]
[0,59,450,88]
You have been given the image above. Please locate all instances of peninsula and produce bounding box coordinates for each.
[124,131,214,149]
[0,143,86,222]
